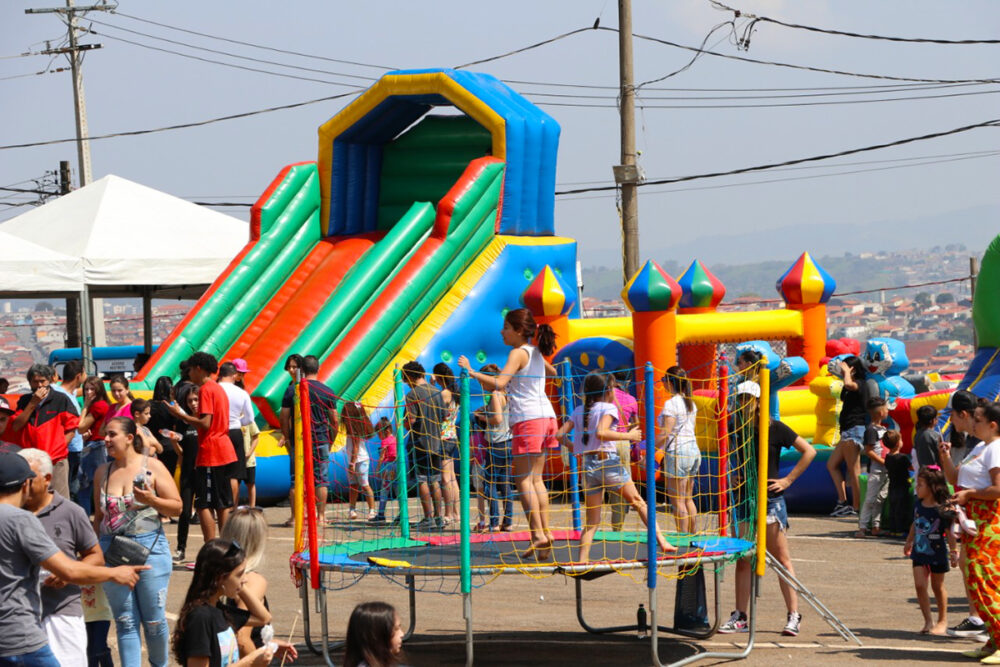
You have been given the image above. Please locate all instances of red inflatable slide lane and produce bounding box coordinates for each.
[135,162,311,383]
[225,232,383,393]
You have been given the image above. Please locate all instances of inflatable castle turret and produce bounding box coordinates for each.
[777,252,836,382]
[622,260,682,418]
[677,260,726,387]
[521,264,576,360]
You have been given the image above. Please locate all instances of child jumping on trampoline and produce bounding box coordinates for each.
[459,308,558,560]
[556,372,675,562]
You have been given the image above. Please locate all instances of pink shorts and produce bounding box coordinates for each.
[511,418,559,456]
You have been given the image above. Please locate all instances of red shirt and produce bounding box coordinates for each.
[14,391,79,463]
[87,400,110,441]
[195,380,236,467]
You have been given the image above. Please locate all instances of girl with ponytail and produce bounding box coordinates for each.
[556,372,674,561]
[657,366,700,534]
[458,307,559,560]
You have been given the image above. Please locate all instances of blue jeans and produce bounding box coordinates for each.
[99,530,171,667]
[485,440,513,529]
[78,445,107,516]
[0,645,61,667]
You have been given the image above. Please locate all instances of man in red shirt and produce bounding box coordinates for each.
[10,364,79,498]
[168,352,234,540]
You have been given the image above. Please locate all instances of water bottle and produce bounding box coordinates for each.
[637,603,648,639]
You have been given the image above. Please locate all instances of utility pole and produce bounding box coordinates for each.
[614,0,641,286]
[26,1,109,187]
[26,1,109,374]
[60,160,80,348]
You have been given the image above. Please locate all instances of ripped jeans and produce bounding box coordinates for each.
[99,530,171,667]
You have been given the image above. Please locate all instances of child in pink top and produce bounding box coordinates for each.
[373,418,397,523]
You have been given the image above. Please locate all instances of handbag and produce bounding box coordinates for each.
[103,445,160,568]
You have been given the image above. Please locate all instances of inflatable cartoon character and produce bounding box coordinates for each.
[862,337,916,405]
[733,341,808,419]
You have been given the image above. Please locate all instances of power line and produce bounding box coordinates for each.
[593,27,1000,84]
[557,149,1000,201]
[532,87,1000,109]
[0,90,360,151]
[710,1,1000,45]
[86,18,377,82]
[454,27,595,68]
[111,11,397,70]
[554,118,1000,195]
[86,30,366,87]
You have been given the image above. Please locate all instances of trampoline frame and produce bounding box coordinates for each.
[290,362,768,666]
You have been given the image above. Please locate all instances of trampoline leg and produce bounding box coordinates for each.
[300,573,321,656]
[574,576,676,636]
[318,585,336,667]
[403,575,417,642]
[654,557,758,666]
[463,592,473,667]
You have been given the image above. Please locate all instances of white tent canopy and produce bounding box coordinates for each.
[0,174,247,289]
[0,174,248,361]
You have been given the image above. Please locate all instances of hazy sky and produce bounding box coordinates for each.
[2,1,997,270]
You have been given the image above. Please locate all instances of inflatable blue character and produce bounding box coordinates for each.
[732,341,808,420]
[862,337,916,405]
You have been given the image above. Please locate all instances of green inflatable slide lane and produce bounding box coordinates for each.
[254,201,437,416]
[973,234,1000,348]
[329,161,505,400]
[138,164,322,387]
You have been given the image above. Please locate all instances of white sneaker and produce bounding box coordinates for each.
[782,612,802,636]
[348,509,358,520]
[718,610,748,634]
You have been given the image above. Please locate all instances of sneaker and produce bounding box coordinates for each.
[435,516,446,529]
[950,617,988,637]
[962,646,995,659]
[367,515,386,524]
[718,611,748,634]
[413,517,434,530]
[367,509,378,521]
[782,612,802,637]
[348,509,358,520]
[829,502,851,517]
[173,549,185,562]
[842,506,858,517]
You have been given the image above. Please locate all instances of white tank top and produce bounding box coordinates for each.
[507,344,556,425]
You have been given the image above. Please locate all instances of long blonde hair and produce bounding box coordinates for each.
[220,507,267,572]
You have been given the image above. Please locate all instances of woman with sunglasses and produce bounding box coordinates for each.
[173,539,295,667]
[93,416,182,667]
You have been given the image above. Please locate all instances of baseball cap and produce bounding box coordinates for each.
[232,359,250,374]
[735,381,761,398]
[0,452,35,487]
[0,397,13,415]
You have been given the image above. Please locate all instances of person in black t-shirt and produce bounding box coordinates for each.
[172,539,296,667]
[720,417,816,638]
[883,431,913,536]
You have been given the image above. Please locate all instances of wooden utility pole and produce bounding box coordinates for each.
[26,1,109,374]
[60,160,80,348]
[615,0,641,286]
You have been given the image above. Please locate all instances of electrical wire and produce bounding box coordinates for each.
[454,27,598,69]
[594,26,1000,84]
[86,30,367,87]
[111,10,397,70]
[556,149,1000,201]
[554,118,1000,195]
[710,1,1000,45]
[86,18,377,82]
[0,90,360,151]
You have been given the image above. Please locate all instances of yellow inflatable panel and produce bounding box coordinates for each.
[568,317,633,342]
[675,310,804,345]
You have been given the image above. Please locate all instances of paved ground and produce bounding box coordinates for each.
[153,503,984,666]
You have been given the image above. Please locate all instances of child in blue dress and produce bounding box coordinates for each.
[904,466,958,635]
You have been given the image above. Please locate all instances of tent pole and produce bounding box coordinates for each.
[79,285,94,376]
[142,287,153,354]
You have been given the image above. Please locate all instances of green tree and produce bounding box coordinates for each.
[935,292,955,305]
[914,292,932,310]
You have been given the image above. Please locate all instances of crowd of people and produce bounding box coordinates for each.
[3,314,1000,664]
[0,354,294,667]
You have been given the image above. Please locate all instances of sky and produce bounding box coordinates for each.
[1,1,998,272]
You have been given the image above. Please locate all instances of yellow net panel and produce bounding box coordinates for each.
[292,360,765,594]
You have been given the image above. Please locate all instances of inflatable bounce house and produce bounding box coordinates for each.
[130,68,1000,510]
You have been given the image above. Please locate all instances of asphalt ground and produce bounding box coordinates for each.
[149,501,985,666]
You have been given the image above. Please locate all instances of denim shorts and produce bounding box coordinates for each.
[663,443,701,479]
[583,451,631,491]
[443,439,460,460]
[839,424,865,447]
[349,459,370,487]
[766,495,789,531]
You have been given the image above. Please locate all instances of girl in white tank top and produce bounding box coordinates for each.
[458,308,558,560]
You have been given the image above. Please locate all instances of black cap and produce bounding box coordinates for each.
[0,452,35,487]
